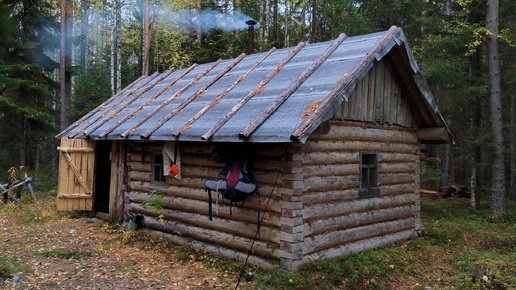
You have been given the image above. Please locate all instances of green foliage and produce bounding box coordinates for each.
[249,196,516,289]
[174,247,192,262]
[71,63,112,121]
[0,0,59,175]
[0,192,61,224]
[0,256,31,278]
[420,163,444,189]
[142,190,164,213]
[41,248,93,259]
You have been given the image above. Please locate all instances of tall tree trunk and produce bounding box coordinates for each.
[284,0,289,47]
[310,0,317,42]
[110,0,122,93]
[142,0,150,76]
[486,0,505,216]
[79,0,90,72]
[197,0,202,46]
[259,0,265,44]
[263,0,270,49]
[110,14,115,95]
[115,0,122,92]
[510,93,516,200]
[273,0,278,45]
[60,0,73,130]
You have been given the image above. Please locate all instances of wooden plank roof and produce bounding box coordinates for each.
[57,26,451,144]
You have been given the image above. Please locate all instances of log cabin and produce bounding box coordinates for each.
[56,26,453,270]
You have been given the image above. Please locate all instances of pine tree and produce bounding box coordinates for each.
[0,0,59,169]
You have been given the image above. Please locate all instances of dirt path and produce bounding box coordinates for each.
[0,202,249,290]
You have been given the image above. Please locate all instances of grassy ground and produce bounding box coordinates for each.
[1,193,515,289]
[252,196,516,290]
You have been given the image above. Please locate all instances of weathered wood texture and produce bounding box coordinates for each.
[125,141,293,268]
[298,121,419,262]
[56,139,95,211]
[109,141,126,223]
[123,121,420,269]
[336,59,412,127]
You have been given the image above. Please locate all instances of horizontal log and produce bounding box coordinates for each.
[303,176,359,192]
[56,146,94,153]
[304,217,414,255]
[128,178,285,202]
[304,139,419,154]
[180,155,221,168]
[178,144,213,155]
[181,165,221,179]
[302,183,415,206]
[302,189,359,205]
[296,151,358,165]
[303,229,414,262]
[179,142,288,159]
[378,173,415,186]
[57,193,91,198]
[142,229,279,269]
[304,163,358,178]
[137,215,280,260]
[378,162,417,174]
[128,170,151,182]
[127,189,282,217]
[379,152,419,163]
[127,203,280,243]
[316,123,418,144]
[127,161,151,172]
[127,152,152,164]
[304,205,414,236]
[303,193,415,221]
[417,127,450,143]
[379,183,415,196]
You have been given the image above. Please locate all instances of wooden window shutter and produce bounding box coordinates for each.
[56,139,95,211]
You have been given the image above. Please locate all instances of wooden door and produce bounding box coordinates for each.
[56,139,95,211]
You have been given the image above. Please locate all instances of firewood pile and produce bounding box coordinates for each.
[420,185,471,199]
[439,185,471,198]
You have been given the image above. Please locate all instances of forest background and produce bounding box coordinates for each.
[0,0,515,213]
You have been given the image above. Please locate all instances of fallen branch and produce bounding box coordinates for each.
[420,189,439,196]
[420,156,441,163]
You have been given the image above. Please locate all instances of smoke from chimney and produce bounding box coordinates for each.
[156,7,259,33]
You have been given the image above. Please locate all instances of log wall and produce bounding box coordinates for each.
[298,120,420,263]
[124,141,294,269]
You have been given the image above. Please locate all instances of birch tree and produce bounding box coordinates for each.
[110,0,122,94]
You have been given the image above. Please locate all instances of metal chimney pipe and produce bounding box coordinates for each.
[246,19,257,54]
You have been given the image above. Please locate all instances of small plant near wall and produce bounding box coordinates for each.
[142,190,164,222]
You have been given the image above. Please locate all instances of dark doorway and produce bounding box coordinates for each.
[95,141,112,213]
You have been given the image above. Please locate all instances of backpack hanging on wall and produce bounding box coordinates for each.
[204,155,259,221]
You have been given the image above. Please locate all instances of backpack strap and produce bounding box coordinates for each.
[207,188,213,221]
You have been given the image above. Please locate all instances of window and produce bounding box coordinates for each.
[359,152,379,198]
[153,152,167,183]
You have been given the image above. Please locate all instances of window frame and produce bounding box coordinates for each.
[358,152,380,198]
[152,151,167,183]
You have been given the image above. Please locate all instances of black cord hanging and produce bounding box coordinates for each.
[234,143,291,289]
